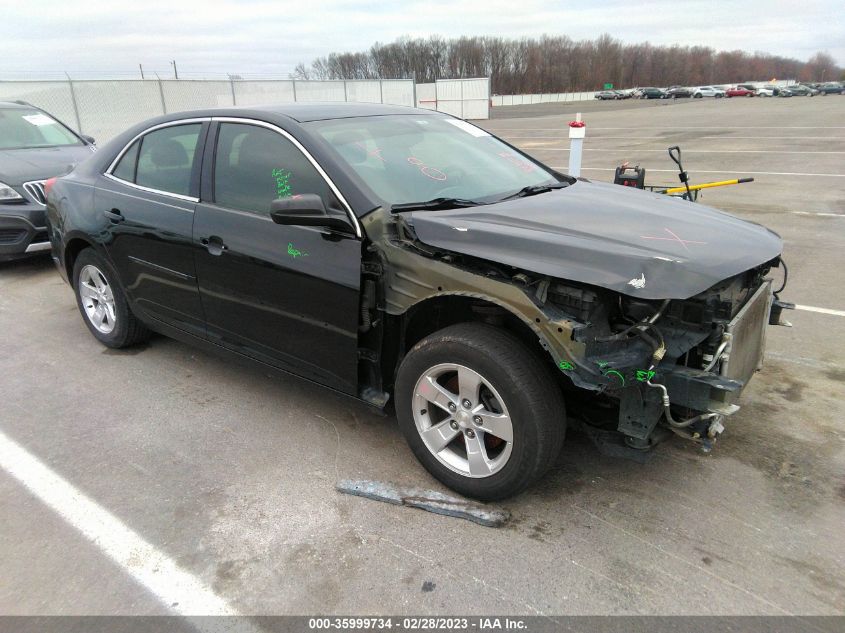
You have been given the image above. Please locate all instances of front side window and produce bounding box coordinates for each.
[309,115,559,206]
[213,123,334,215]
[133,124,201,197]
[0,108,82,150]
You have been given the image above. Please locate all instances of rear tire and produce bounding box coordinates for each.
[394,323,565,501]
[72,248,150,348]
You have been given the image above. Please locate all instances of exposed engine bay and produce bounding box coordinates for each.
[358,205,792,453]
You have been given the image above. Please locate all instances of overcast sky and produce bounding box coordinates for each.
[2,0,842,79]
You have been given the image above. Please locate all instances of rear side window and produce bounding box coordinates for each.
[112,140,140,182]
[133,124,201,196]
[213,122,333,215]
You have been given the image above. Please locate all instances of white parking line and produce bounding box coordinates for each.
[524,147,845,154]
[794,305,845,317]
[500,136,845,140]
[792,211,844,218]
[489,126,845,131]
[0,429,241,616]
[555,167,845,177]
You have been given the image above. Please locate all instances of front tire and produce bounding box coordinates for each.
[73,248,150,348]
[394,323,565,501]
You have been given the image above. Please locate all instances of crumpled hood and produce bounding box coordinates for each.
[0,145,95,185]
[409,179,783,300]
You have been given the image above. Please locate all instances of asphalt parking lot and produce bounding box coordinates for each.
[1,96,844,617]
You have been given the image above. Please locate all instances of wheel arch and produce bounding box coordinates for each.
[63,234,97,282]
[382,293,563,393]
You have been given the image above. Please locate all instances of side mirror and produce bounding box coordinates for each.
[81,135,96,145]
[270,194,353,233]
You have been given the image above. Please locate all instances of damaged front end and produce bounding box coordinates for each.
[561,265,789,451]
[361,201,791,454]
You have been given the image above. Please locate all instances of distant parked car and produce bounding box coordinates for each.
[756,86,776,97]
[0,100,96,262]
[615,89,635,99]
[595,90,620,100]
[725,86,756,97]
[783,84,816,96]
[818,82,844,95]
[666,87,693,98]
[637,87,666,99]
[693,86,726,98]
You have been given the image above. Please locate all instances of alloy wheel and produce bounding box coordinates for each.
[412,363,514,478]
[78,264,117,334]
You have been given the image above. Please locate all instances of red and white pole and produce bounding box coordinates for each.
[568,113,586,177]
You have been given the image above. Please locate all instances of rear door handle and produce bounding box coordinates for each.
[201,235,228,256]
[104,208,124,223]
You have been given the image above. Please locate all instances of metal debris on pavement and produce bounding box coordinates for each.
[336,479,510,527]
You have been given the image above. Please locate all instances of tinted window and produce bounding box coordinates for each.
[213,123,333,214]
[112,139,140,182]
[135,124,201,196]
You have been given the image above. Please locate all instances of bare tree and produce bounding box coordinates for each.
[294,35,840,93]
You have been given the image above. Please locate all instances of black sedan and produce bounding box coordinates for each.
[666,86,693,98]
[46,103,788,499]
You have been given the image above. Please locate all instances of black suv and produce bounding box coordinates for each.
[0,101,95,261]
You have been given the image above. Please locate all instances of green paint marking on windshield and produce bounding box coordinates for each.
[272,168,292,198]
[287,242,308,258]
[558,360,575,371]
[636,369,656,382]
[604,369,626,387]
[596,360,609,368]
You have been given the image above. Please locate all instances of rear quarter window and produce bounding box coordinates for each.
[133,124,201,197]
[112,140,140,182]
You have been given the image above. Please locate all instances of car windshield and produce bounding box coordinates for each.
[310,115,560,206]
[0,107,82,150]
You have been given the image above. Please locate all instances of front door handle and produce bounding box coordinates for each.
[201,236,228,256]
[104,208,124,223]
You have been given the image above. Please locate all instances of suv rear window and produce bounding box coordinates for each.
[0,107,82,150]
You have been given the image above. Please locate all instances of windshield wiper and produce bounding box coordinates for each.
[499,182,570,201]
[390,197,483,213]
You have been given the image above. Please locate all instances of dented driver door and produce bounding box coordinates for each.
[192,120,362,394]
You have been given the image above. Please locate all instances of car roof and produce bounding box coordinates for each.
[0,101,34,109]
[219,102,434,122]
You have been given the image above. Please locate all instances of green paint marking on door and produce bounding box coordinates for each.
[272,168,292,198]
[558,360,575,371]
[287,242,308,258]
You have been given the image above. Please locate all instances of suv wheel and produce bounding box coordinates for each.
[394,323,565,500]
[72,248,150,348]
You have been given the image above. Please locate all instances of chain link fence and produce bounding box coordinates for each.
[0,79,416,143]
